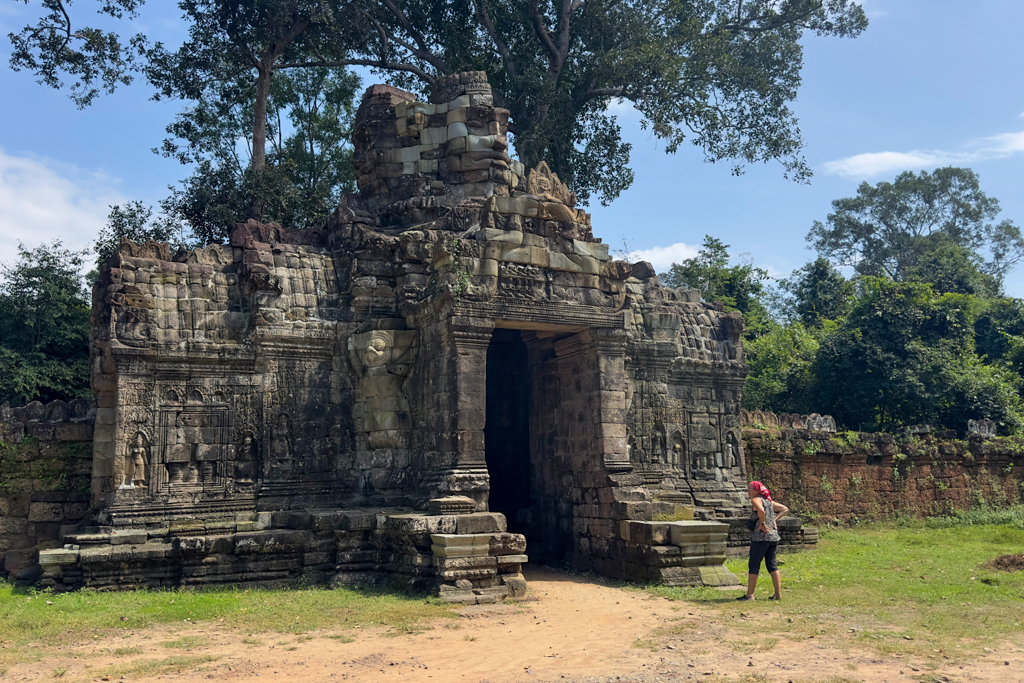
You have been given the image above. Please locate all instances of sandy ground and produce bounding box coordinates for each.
[8,568,1022,683]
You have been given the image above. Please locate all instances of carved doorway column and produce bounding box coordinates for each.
[418,314,494,507]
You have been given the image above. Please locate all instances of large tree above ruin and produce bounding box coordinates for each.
[9,0,868,206]
[295,0,869,204]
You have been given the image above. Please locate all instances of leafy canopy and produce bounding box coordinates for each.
[777,257,854,326]
[808,166,1024,283]
[158,66,360,244]
[811,279,1023,434]
[94,201,187,266]
[0,241,91,404]
[659,235,771,337]
[9,0,869,207]
[7,0,146,107]
[348,0,868,204]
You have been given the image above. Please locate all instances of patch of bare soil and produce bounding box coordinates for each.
[984,554,1024,572]
[8,567,1023,683]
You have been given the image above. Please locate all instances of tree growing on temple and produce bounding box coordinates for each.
[157,65,361,243]
[9,0,870,206]
[660,235,772,337]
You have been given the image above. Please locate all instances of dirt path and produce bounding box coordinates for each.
[9,568,1022,683]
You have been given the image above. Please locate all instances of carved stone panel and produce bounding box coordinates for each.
[156,406,230,495]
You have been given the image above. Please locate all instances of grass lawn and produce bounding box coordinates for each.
[0,583,455,671]
[647,523,1024,663]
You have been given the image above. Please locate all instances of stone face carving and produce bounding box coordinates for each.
[968,419,995,438]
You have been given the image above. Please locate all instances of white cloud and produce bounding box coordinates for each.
[625,242,699,271]
[858,0,888,18]
[604,98,641,120]
[0,148,126,265]
[821,129,1024,179]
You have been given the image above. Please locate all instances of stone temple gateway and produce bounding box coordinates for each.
[39,72,780,598]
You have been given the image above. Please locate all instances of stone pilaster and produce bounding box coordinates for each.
[418,315,494,507]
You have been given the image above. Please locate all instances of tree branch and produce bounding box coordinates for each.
[554,0,572,74]
[276,59,436,87]
[379,0,450,74]
[718,5,820,35]
[472,0,518,80]
[524,0,559,65]
[581,87,632,101]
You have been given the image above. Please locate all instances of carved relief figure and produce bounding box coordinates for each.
[234,432,257,484]
[185,457,199,483]
[671,431,684,468]
[269,413,293,476]
[121,432,149,488]
[525,161,576,206]
[654,427,667,464]
[365,336,387,366]
[725,432,739,468]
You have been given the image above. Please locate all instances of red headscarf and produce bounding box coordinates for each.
[749,480,772,501]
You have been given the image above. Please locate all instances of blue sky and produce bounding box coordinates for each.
[1,1,1023,293]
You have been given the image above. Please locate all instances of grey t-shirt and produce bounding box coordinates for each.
[750,497,781,543]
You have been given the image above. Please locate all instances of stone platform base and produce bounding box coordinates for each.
[600,520,740,587]
[39,507,528,605]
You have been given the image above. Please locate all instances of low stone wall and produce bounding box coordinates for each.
[743,427,1023,523]
[0,400,96,582]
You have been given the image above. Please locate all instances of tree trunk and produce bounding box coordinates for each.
[252,66,271,174]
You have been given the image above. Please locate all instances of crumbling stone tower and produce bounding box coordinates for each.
[59,71,751,594]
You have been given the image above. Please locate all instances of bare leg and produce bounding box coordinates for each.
[769,570,781,598]
[746,572,758,598]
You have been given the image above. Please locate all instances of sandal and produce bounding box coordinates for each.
[768,596,781,601]
[735,595,754,601]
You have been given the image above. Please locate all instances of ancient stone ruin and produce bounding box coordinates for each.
[34,72,800,596]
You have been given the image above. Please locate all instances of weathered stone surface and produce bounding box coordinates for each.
[1,71,769,596]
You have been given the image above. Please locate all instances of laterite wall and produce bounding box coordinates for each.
[743,427,1023,523]
[0,400,96,582]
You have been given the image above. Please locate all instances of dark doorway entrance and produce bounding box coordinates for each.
[485,328,531,531]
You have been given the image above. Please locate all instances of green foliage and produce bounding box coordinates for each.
[808,167,1023,283]
[350,0,868,204]
[903,236,1001,297]
[830,430,860,450]
[6,0,146,108]
[811,278,1024,434]
[0,241,91,404]
[9,1,869,207]
[778,257,855,326]
[660,235,772,337]
[742,320,820,411]
[925,505,1024,528]
[157,65,360,244]
[95,201,190,266]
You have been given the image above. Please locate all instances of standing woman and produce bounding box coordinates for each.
[737,481,789,601]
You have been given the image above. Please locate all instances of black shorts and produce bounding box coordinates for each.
[749,541,778,575]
